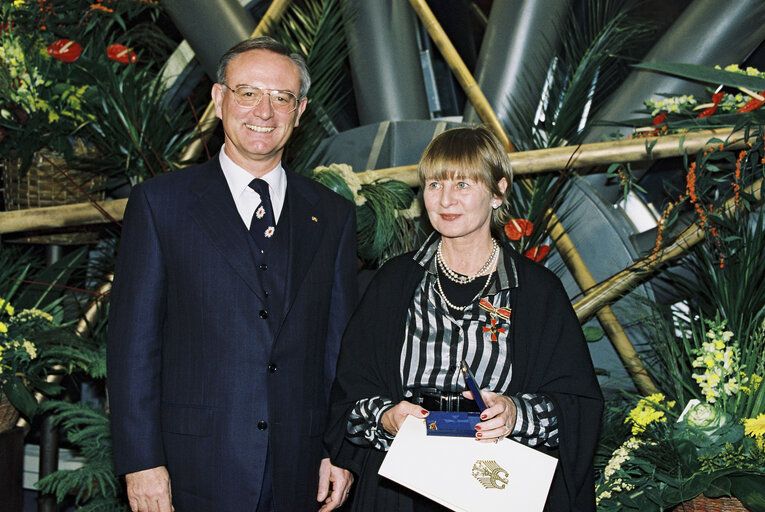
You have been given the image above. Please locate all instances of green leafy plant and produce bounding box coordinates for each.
[35,401,128,512]
[312,163,421,266]
[0,246,102,418]
[1,0,185,184]
[596,329,765,511]
[501,0,653,265]
[273,0,353,175]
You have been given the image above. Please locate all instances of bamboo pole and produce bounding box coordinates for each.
[179,0,293,162]
[406,0,515,152]
[0,198,127,234]
[356,128,744,186]
[546,209,658,394]
[0,129,746,234]
[574,177,764,323]
[407,0,658,393]
[75,277,113,336]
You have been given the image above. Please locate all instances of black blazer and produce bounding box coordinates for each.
[326,245,603,511]
[108,155,358,511]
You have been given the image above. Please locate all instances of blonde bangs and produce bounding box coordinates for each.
[418,135,490,187]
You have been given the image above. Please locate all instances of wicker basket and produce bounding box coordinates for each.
[0,392,20,434]
[673,494,750,511]
[2,139,106,244]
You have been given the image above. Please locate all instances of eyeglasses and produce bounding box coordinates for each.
[222,84,300,113]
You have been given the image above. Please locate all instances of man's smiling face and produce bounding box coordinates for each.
[212,49,307,176]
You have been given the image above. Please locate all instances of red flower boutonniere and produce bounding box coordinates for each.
[47,39,83,63]
[504,218,533,241]
[107,44,137,64]
[524,245,550,262]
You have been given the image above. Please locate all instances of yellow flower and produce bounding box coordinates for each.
[625,394,674,435]
[0,322,7,333]
[22,340,37,359]
[743,414,765,438]
[19,309,54,323]
[0,297,15,316]
[12,0,25,7]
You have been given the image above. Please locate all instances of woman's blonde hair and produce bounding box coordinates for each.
[418,125,513,235]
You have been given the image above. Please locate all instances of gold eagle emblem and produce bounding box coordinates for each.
[472,459,509,490]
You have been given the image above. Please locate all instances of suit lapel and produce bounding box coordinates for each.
[188,157,265,301]
[278,171,324,327]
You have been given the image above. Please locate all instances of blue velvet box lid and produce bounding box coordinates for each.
[424,411,481,437]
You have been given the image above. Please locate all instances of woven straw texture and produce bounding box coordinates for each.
[2,140,105,244]
[672,494,750,512]
[0,392,20,434]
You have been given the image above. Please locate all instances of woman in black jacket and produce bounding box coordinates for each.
[325,126,603,511]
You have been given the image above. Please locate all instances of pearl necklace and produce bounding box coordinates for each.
[435,257,497,311]
[437,238,498,284]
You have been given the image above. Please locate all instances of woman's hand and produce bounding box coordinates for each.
[463,389,517,442]
[381,401,429,436]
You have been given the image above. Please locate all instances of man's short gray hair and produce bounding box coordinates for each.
[216,36,311,99]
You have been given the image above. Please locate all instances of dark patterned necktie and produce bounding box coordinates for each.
[248,178,275,245]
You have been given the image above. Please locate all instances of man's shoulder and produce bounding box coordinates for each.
[134,159,218,193]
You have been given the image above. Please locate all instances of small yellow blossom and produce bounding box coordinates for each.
[625,394,674,435]
[0,298,15,317]
[743,414,765,438]
[22,340,37,359]
[0,322,7,334]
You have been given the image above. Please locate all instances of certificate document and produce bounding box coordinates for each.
[378,415,558,512]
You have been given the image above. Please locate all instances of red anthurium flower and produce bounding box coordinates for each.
[652,112,667,125]
[504,218,534,241]
[697,91,724,118]
[107,44,137,64]
[737,90,765,113]
[524,245,550,262]
[47,39,83,63]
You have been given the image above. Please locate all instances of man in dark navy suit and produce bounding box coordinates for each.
[107,36,357,512]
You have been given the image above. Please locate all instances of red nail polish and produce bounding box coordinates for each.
[421,409,428,415]
[475,425,481,431]
[480,414,487,420]
[476,432,482,438]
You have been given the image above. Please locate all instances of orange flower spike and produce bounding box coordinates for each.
[90,4,114,12]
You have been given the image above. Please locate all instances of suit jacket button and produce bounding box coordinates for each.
[257,421,268,430]
[259,263,267,270]
[267,363,277,373]
[259,310,268,319]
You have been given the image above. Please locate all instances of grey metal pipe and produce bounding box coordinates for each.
[159,0,257,81]
[463,0,571,126]
[345,0,430,124]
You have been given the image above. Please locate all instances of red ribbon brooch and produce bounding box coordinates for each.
[478,299,511,342]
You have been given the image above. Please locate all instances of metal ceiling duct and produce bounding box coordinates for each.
[463,0,572,126]
[159,0,256,81]
[344,0,430,124]
[583,0,765,200]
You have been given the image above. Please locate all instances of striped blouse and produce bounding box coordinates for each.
[346,233,558,451]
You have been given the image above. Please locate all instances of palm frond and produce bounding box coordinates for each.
[273,0,353,174]
[35,401,127,510]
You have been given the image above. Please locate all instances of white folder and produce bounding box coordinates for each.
[378,415,558,512]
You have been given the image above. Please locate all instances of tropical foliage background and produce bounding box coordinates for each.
[1,0,764,510]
